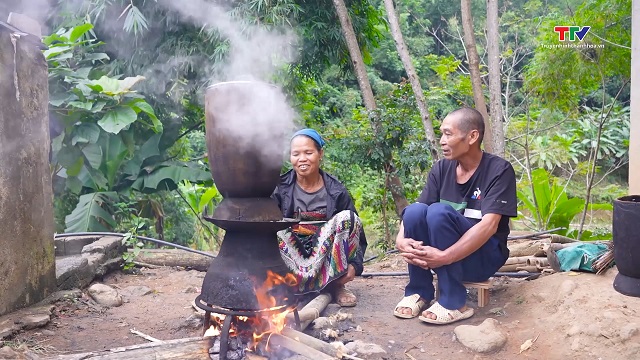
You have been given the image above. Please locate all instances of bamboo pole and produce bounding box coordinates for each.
[268,334,334,360]
[282,327,341,358]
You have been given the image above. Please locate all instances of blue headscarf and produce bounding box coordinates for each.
[291,128,326,148]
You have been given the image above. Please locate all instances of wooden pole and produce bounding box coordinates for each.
[281,327,341,358]
[630,0,640,194]
[44,337,210,360]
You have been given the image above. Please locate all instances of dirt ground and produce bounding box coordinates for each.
[6,254,640,360]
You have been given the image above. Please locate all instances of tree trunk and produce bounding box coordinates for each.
[486,0,505,157]
[332,0,409,216]
[460,0,493,153]
[630,0,640,194]
[382,0,441,162]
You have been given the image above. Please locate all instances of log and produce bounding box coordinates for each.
[132,249,212,271]
[286,293,332,330]
[516,265,540,273]
[508,239,550,257]
[504,256,534,266]
[282,327,341,358]
[498,264,521,272]
[549,234,579,244]
[44,337,210,360]
[269,334,334,360]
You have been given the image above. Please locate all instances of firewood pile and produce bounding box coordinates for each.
[503,233,582,274]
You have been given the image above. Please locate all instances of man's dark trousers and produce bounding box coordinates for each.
[402,202,507,310]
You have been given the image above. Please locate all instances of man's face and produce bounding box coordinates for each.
[439,115,473,160]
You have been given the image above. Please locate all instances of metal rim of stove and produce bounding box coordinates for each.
[195,294,297,316]
[197,294,301,360]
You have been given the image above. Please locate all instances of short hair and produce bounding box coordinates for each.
[449,107,485,144]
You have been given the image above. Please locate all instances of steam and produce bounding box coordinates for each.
[157,0,299,166]
[157,0,297,83]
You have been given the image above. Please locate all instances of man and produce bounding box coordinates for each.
[393,107,516,324]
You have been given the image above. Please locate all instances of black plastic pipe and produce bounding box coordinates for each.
[360,271,539,278]
[54,232,216,258]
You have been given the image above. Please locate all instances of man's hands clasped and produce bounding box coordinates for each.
[396,236,449,269]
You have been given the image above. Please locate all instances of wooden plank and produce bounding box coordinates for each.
[44,337,210,360]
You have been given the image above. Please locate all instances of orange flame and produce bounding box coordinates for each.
[251,270,297,344]
[202,270,298,352]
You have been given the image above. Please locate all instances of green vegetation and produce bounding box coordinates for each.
[36,0,630,256]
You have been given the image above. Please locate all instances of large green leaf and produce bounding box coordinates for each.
[82,143,103,169]
[98,106,138,134]
[64,192,118,232]
[131,165,212,193]
[87,75,145,96]
[72,123,100,145]
[69,23,94,42]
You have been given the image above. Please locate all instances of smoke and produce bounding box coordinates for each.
[157,0,297,83]
[157,0,299,166]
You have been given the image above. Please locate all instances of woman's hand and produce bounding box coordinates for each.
[336,264,356,285]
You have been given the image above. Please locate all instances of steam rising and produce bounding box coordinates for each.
[157,0,298,166]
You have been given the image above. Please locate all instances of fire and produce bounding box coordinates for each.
[202,270,298,350]
[251,270,297,344]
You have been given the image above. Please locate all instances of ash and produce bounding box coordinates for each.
[208,335,296,360]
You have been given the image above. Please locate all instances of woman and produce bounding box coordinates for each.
[272,129,367,307]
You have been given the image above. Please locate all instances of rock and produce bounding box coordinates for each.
[88,284,123,307]
[620,323,638,342]
[41,329,55,336]
[183,286,199,293]
[180,315,202,330]
[344,340,387,360]
[82,236,124,258]
[56,256,93,290]
[566,325,581,337]
[121,286,154,297]
[312,317,335,329]
[17,314,50,330]
[454,318,507,353]
[0,346,20,359]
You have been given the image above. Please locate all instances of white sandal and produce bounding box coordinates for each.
[393,294,427,319]
[418,301,474,325]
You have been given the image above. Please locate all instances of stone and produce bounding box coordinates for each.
[454,318,507,353]
[55,256,92,290]
[312,317,335,329]
[620,323,639,342]
[16,314,50,330]
[88,284,123,307]
[82,236,124,258]
[0,346,20,359]
[344,340,387,360]
[183,286,199,293]
[121,286,154,297]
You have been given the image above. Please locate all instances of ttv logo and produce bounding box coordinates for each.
[554,26,591,41]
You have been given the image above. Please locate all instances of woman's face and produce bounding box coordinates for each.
[290,135,323,178]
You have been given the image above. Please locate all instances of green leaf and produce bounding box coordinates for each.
[132,165,212,193]
[198,186,221,212]
[66,157,84,177]
[72,123,101,145]
[82,143,103,169]
[43,45,71,60]
[64,192,118,232]
[68,101,94,111]
[84,53,110,62]
[130,100,162,132]
[87,75,145,96]
[98,106,138,134]
[70,23,94,42]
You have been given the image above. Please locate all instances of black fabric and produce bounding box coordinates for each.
[272,169,368,275]
[415,152,517,257]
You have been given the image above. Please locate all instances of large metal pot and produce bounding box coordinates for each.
[204,81,291,198]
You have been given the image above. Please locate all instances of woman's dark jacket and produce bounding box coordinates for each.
[271,169,368,276]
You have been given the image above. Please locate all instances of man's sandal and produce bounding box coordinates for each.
[418,301,474,325]
[393,294,427,319]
